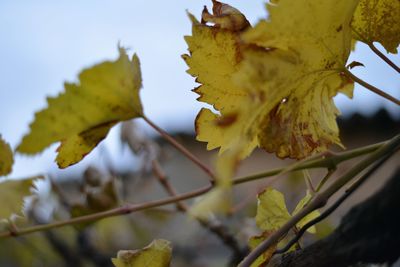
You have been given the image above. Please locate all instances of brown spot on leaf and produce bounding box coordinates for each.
[215,113,238,127]
[303,134,320,150]
[299,122,308,131]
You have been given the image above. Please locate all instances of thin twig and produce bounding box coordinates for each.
[0,138,390,239]
[0,185,213,238]
[343,68,400,106]
[351,27,400,74]
[238,134,400,267]
[368,43,400,74]
[275,152,393,254]
[233,141,383,185]
[303,170,316,194]
[142,115,216,182]
[315,168,336,192]
[152,160,187,212]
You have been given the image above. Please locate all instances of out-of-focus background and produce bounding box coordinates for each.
[0,0,399,177]
[0,1,399,267]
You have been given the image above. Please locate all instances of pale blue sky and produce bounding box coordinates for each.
[0,1,399,178]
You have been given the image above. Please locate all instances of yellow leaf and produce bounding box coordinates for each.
[182,9,257,157]
[234,0,358,159]
[352,0,400,53]
[185,0,359,159]
[248,232,277,267]
[0,136,13,176]
[242,0,358,60]
[56,122,116,168]
[256,187,320,236]
[111,239,172,267]
[292,192,320,234]
[0,177,40,219]
[17,48,143,168]
[255,187,291,231]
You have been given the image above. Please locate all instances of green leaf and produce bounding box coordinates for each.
[17,48,143,168]
[255,187,291,231]
[0,136,13,176]
[0,177,40,219]
[293,192,320,233]
[111,239,172,267]
[256,188,320,234]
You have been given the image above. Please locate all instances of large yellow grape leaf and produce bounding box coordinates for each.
[0,177,39,219]
[352,0,400,54]
[182,6,257,158]
[111,239,172,267]
[185,0,358,160]
[17,48,142,168]
[242,0,358,61]
[236,48,354,158]
[233,0,358,159]
[0,136,13,176]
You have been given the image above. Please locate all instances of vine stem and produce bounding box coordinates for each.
[315,168,336,192]
[343,68,400,106]
[232,141,383,185]
[0,185,213,239]
[142,114,216,182]
[0,138,391,239]
[351,27,400,73]
[368,43,400,73]
[152,160,188,212]
[238,134,400,267]
[275,152,392,254]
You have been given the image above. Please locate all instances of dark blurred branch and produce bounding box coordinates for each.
[239,134,400,267]
[77,230,113,267]
[275,153,392,254]
[271,168,400,267]
[43,230,82,267]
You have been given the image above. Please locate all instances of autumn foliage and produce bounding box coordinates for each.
[0,0,399,266]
